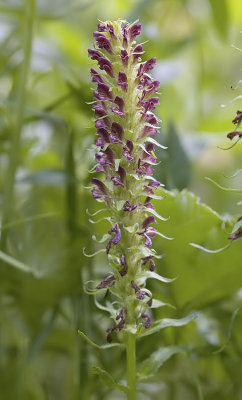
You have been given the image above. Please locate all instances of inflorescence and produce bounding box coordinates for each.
[88,20,168,342]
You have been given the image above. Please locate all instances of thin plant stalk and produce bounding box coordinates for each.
[0,0,35,250]
[126,332,136,400]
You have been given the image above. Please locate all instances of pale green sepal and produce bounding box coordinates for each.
[83,280,106,295]
[92,234,110,243]
[116,200,126,210]
[189,242,232,253]
[78,330,124,350]
[141,193,164,200]
[123,223,139,233]
[91,366,128,393]
[86,208,107,216]
[205,177,242,193]
[89,216,112,224]
[151,299,176,309]
[83,248,106,258]
[0,250,34,275]
[146,137,167,149]
[145,207,169,221]
[115,158,121,171]
[154,230,174,240]
[139,312,199,338]
[225,169,242,178]
[145,271,176,283]
[231,219,242,234]
[137,346,186,381]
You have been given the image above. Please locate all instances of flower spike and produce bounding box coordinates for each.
[88,19,167,341]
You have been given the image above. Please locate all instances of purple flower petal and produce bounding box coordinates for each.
[132,44,143,62]
[144,233,152,247]
[120,254,128,276]
[128,23,142,41]
[93,102,107,117]
[137,291,146,299]
[88,48,102,60]
[109,223,121,244]
[142,215,156,229]
[98,23,107,32]
[123,139,133,160]
[97,57,114,77]
[90,68,104,84]
[94,82,113,101]
[114,96,125,112]
[93,32,113,53]
[123,26,128,47]
[96,274,114,289]
[107,23,117,38]
[131,280,140,293]
[111,122,124,141]
[118,71,128,91]
[111,176,124,186]
[91,177,107,194]
[120,49,129,66]
[118,165,126,184]
[116,307,126,330]
[143,113,158,125]
[149,259,155,271]
[149,180,161,188]
[142,312,152,328]
[144,197,155,210]
[123,201,138,212]
[143,185,155,195]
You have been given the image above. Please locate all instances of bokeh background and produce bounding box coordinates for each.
[0,0,242,399]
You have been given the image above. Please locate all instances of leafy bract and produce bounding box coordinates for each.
[91,366,128,393]
[137,345,186,381]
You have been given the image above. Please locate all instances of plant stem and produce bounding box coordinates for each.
[0,0,35,250]
[126,331,136,400]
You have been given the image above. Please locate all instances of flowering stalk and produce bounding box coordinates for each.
[85,19,196,398]
[227,110,242,241]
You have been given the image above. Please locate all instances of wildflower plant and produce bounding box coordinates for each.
[80,19,198,399]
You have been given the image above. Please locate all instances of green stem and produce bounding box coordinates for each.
[0,0,35,250]
[126,332,136,400]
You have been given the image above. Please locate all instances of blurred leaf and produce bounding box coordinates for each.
[91,366,128,393]
[137,345,186,381]
[0,249,33,274]
[166,121,191,190]
[209,0,229,40]
[154,189,242,310]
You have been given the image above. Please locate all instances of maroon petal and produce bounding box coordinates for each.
[93,32,113,53]
[128,23,142,41]
[98,23,107,32]
[132,44,143,61]
[142,215,156,229]
[118,71,128,91]
[114,96,125,112]
[96,275,114,289]
[107,23,117,38]
[111,122,124,141]
[97,57,114,77]
[88,48,102,60]
[90,68,104,84]
[120,49,129,66]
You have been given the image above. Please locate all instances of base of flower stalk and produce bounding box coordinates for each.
[126,331,136,400]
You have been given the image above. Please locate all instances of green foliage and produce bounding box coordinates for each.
[0,0,242,399]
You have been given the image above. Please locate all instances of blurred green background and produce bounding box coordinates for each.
[0,0,242,399]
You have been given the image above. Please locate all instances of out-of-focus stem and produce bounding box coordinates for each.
[0,0,35,250]
[126,331,136,400]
